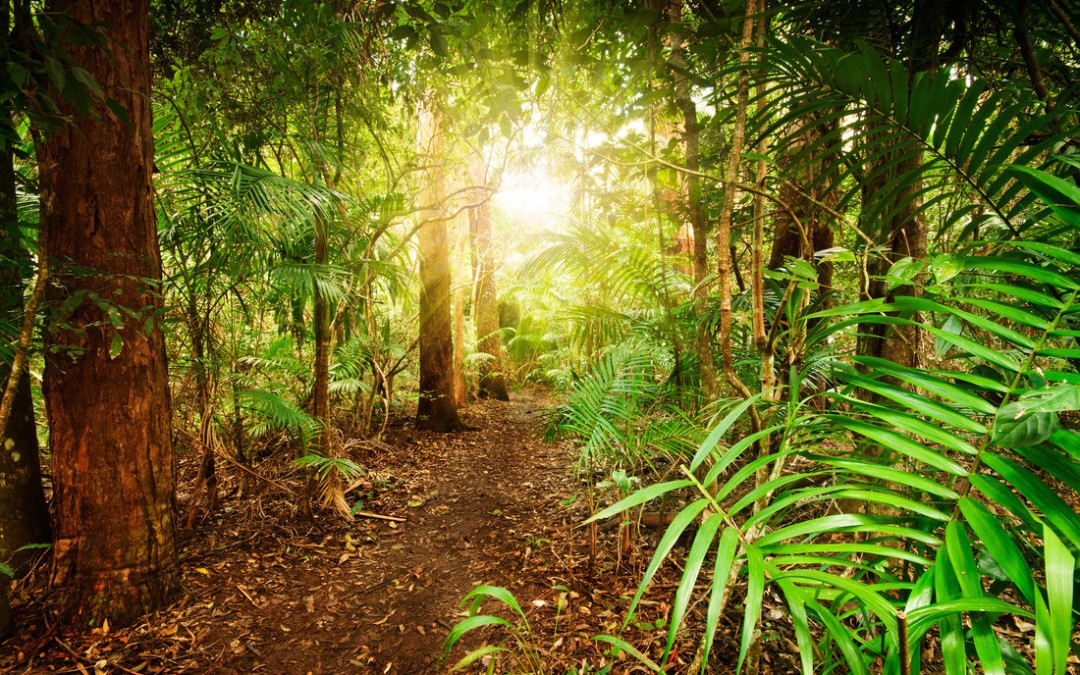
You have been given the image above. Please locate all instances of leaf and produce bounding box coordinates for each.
[886,256,926,290]
[945,521,1005,675]
[958,498,1036,606]
[737,546,766,674]
[443,615,512,656]
[992,410,1061,449]
[429,27,449,58]
[775,579,814,675]
[935,313,964,358]
[461,585,526,622]
[702,527,741,666]
[591,635,663,672]
[109,333,123,359]
[933,554,969,675]
[982,454,1080,548]
[1043,524,1074,675]
[824,414,966,475]
[664,512,725,659]
[1006,165,1080,230]
[621,499,710,628]
[690,394,763,472]
[450,644,505,672]
[584,480,694,525]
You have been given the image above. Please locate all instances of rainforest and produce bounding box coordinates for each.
[1,0,1079,673]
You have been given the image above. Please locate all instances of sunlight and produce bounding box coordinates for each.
[492,167,572,229]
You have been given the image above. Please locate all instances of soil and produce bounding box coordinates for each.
[1,390,765,674]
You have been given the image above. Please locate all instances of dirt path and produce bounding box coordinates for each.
[2,391,741,674]
[2,392,595,674]
[214,392,572,674]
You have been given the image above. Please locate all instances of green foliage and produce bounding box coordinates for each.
[444,585,612,675]
[599,164,1080,674]
[236,388,318,453]
[543,340,700,469]
[746,37,1065,240]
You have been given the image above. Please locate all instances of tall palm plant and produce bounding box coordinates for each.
[593,38,1079,675]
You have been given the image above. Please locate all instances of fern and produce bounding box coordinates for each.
[236,388,318,453]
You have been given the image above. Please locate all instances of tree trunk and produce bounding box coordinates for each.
[0,582,10,636]
[468,159,509,401]
[415,98,462,431]
[41,0,179,626]
[452,283,467,407]
[768,117,838,290]
[0,118,50,576]
[312,213,331,445]
[666,0,717,397]
[856,142,927,371]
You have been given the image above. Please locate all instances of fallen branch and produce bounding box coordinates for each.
[353,510,405,523]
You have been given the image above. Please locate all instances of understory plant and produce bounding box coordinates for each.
[589,163,1080,674]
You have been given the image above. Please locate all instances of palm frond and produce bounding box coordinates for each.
[747,37,1066,238]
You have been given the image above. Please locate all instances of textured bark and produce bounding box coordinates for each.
[452,284,467,407]
[768,117,838,292]
[666,0,716,396]
[415,100,462,431]
[714,0,758,404]
[41,0,179,626]
[467,179,509,402]
[856,144,927,371]
[0,122,50,576]
[312,214,331,445]
[0,583,10,636]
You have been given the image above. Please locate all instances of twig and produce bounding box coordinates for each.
[353,510,405,523]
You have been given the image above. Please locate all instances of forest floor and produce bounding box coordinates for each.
[1,390,798,674]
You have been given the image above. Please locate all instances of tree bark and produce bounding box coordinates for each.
[468,159,509,401]
[0,122,50,577]
[41,0,179,626]
[312,213,331,445]
[415,98,462,431]
[768,117,838,290]
[856,142,927,371]
[452,283,467,407]
[666,0,717,397]
[0,581,10,636]
[715,0,759,404]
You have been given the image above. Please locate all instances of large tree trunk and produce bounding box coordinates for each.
[452,284,467,407]
[0,122,50,576]
[468,159,509,401]
[41,0,179,626]
[415,98,462,431]
[768,117,837,290]
[856,143,927,370]
[0,582,10,636]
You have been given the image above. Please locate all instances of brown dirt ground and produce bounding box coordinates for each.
[0,390,794,674]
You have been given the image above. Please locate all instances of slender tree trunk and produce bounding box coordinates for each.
[715,0,758,404]
[312,213,331,444]
[0,118,50,576]
[415,97,462,431]
[41,0,179,625]
[451,209,468,407]
[467,163,509,401]
[184,299,217,528]
[667,0,717,397]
